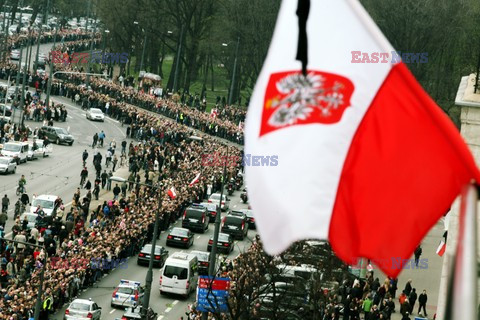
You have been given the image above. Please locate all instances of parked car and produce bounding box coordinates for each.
[137,244,168,267]
[1,141,29,164]
[0,156,16,174]
[86,108,105,121]
[27,138,52,160]
[20,212,38,230]
[190,250,210,275]
[199,202,218,222]
[208,193,230,211]
[39,126,74,145]
[64,298,102,320]
[182,203,209,233]
[207,233,234,255]
[221,212,249,240]
[166,227,194,248]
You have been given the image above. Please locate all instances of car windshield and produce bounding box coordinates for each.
[217,233,230,242]
[70,302,90,311]
[192,252,209,261]
[186,209,204,218]
[143,245,162,254]
[22,215,36,222]
[32,199,54,209]
[209,194,221,200]
[200,203,216,211]
[2,144,21,152]
[225,216,243,225]
[171,228,188,236]
[163,266,188,279]
[55,128,68,135]
[0,158,9,165]
[117,287,134,294]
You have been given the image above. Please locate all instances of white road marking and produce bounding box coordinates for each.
[233,205,237,208]
[157,316,164,320]
[67,115,73,119]
[172,300,179,305]
[196,236,200,239]
[109,309,116,314]
[165,307,172,313]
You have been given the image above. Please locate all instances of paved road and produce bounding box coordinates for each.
[0,84,128,237]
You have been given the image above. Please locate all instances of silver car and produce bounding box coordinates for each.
[0,156,16,174]
[208,193,230,211]
[64,299,101,320]
[86,108,105,121]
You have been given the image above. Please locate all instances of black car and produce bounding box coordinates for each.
[182,204,209,233]
[221,213,249,240]
[137,244,169,267]
[38,126,74,145]
[166,227,194,248]
[199,202,218,222]
[190,250,210,275]
[207,233,234,255]
[239,209,256,229]
[121,306,157,320]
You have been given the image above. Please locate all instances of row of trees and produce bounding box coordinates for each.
[3,0,479,119]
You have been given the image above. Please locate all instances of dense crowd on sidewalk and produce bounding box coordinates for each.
[0,92,242,319]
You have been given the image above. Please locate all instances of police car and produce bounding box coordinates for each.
[111,279,144,308]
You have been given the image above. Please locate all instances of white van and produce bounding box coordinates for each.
[1,141,29,164]
[159,252,198,298]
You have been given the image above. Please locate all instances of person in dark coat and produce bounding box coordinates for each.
[418,290,428,316]
[404,279,412,296]
[408,288,417,313]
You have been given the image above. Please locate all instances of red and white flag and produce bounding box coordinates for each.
[436,239,446,257]
[210,108,218,118]
[189,173,201,187]
[167,187,177,199]
[245,0,480,278]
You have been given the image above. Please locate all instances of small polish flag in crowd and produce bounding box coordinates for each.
[167,187,177,199]
[245,0,480,278]
[211,108,218,118]
[189,173,201,187]
[436,239,446,257]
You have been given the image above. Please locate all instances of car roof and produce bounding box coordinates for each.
[33,195,58,201]
[117,279,141,288]
[70,298,94,305]
[211,233,231,240]
[90,108,102,112]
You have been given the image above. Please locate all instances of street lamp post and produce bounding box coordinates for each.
[45,28,57,108]
[140,32,147,73]
[86,12,98,87]
[173,25,184,93]
[109,176,163,319]
[228,37,240,106]
[202,147,228,320]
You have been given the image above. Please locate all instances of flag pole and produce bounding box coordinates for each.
[443,184,478,320]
